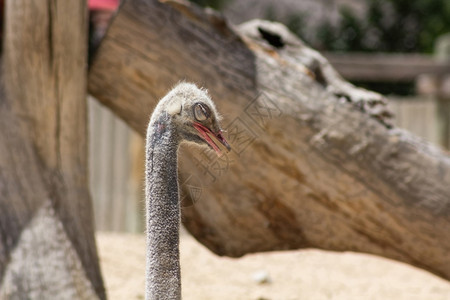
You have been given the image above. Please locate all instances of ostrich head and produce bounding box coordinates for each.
[157,82,231,156]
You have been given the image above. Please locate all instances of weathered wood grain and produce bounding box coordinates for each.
[0,0,105,298]
[89,0,450,280]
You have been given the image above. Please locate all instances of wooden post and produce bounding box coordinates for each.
[435,34,450,149]
[0,1,105,298]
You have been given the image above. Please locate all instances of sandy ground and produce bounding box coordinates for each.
[97,231,450,300]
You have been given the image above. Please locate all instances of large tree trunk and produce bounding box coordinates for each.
[89,0,450,280]
[0,0,105,298]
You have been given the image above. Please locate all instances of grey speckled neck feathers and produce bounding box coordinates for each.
[145,113,181,300]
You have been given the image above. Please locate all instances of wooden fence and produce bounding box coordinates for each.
[389,96,439,145]
[88,95,444,233]
[324,52,450,82]
[88,97,145,233]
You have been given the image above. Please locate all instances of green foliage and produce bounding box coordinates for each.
[336,0,450,53]
[188,0,228,10]
[264,0,450,53]
[285,13,308,42]
[334,6,365,51]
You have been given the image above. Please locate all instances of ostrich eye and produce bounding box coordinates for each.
[193,103,210,121]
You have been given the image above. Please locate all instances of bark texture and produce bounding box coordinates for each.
[0,0,104,298]
[88,0,450,280]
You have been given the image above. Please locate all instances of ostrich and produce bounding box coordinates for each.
[145,82,231,300]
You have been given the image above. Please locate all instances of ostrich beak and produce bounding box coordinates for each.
[193,122,231,156]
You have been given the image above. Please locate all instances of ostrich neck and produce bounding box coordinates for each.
[145,113,181,300]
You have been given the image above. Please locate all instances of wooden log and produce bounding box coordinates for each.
[0,0,105,298]
[88,0,450,280]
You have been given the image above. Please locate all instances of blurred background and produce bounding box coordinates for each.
[88,1,450,298]
[89,0,450,233]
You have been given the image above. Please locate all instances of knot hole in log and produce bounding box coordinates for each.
[258,27,285,49]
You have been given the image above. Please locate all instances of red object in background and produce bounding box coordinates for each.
[89,0,119,10]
